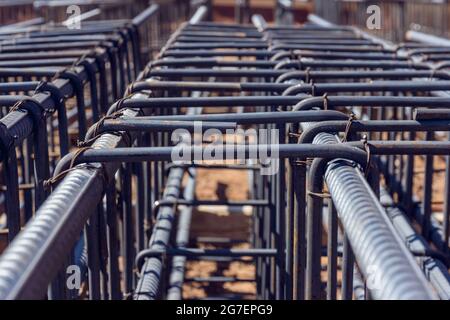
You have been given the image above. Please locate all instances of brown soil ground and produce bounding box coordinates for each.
[182,166,256,299]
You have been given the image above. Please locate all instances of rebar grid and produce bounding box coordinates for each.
[0,4,447,301]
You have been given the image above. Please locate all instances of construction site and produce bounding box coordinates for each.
[0,0,448,303]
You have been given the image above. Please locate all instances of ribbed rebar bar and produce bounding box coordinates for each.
[325,163,437,300]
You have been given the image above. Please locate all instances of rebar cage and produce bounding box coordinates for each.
[0,3,448,301]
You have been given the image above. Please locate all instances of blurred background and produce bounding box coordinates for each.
[2,0,450,42]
